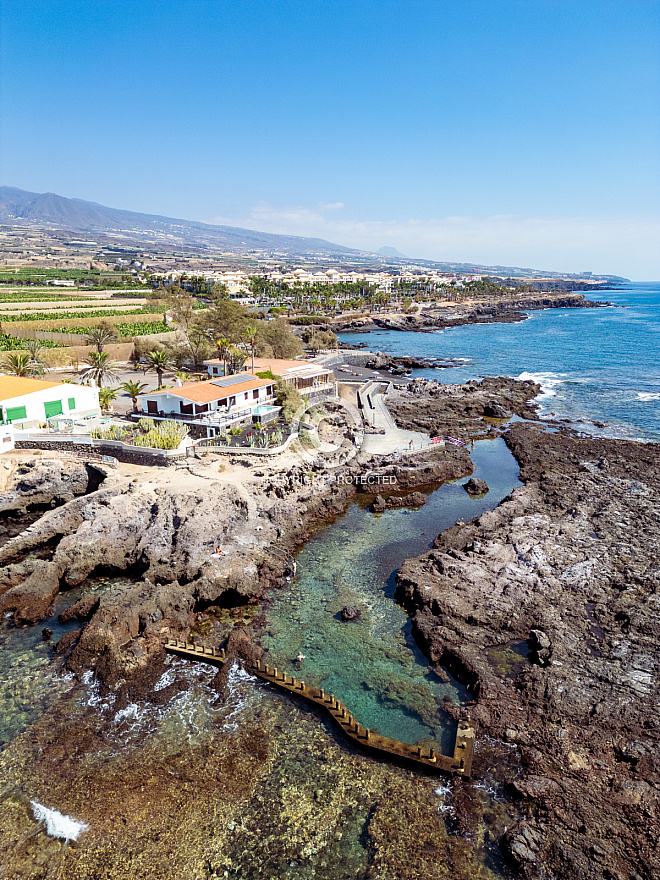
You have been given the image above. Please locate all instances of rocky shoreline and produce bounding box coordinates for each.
[396,421,660,879]
[331,292,610,335]
[0,375,657,879]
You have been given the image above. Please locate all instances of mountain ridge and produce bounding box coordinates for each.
[0,186,628,280]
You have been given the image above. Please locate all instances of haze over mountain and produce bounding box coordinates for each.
[0,186,362,259]
[0,187,625,280]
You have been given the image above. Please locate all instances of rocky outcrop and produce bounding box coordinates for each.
[0,559,60,624]
[463,477,488,496]
[0,459,104,514]
[370,491,427,512]
[396,422,660,879]
[340,605,361,621]
[388,376,540,441]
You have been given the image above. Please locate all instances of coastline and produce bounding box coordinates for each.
[330,291,611,336]
[0,369,658,878]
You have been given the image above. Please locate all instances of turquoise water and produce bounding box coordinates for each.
[262,438,521,754]
[340,282,660,441]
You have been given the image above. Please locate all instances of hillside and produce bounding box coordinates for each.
[0,187,628,280]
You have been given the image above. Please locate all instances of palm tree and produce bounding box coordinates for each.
[216,337,231,375]
[98,387,118,412]
[242,325,258,373]
[1,351,43,377]
[85,325,118,353]
[144,349,174,389]
[24,339,48,374]
[119,379,148,413]
[80,351,121,388]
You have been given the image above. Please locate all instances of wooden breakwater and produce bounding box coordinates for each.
[165,639,475,778]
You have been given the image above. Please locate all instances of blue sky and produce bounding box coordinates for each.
[1,0,659,277]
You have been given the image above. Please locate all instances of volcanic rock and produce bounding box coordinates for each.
[464,477,489,496]
[340,605,361,621]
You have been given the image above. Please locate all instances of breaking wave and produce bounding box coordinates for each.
[31,801,89,842]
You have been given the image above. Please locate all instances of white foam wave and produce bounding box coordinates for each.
[31,801,89,842]
[434,782,454,815]
[637,392,660,402]
[517,371,567,400]
[79,658,259,747]
[154,669,176,691]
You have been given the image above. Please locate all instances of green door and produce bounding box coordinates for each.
[44,399,63,418]
[5,406,27,423]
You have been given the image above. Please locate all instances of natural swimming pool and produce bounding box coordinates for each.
[261,437,522,756]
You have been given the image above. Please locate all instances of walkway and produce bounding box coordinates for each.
[359,381,428,455]
[165,639,475,778]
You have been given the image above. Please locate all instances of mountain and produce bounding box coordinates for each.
[0,187,628,281]
[0,186,362,258]
[376,246,409,258]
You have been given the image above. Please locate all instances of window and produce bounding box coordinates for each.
[68,397,76,410]
[44,400,63,418]
[5,406,27,423]
[147,400,159,414]
[253,389,259,399]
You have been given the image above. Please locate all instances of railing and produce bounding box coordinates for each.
[164,639,475,777]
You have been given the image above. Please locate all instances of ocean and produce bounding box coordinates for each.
[338,281,660,442]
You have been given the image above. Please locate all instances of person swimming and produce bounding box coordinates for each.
[295,651,305,661]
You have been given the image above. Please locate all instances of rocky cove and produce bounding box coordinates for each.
[0,375,657,880]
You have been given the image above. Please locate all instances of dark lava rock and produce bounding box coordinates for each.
[59,593,100,624]
[464,477,489,496]
[483,402,510,419]
[529,628,551,650]
[370,492,428,512]
[41,627,53,641]
[341,605,361,621]
[55,628,82,656]
[502,822,545,869]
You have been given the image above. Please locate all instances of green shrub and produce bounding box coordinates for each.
[138,417,155,433]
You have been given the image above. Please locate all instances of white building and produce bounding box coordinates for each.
[204,357,336,399]
[137,372,279,438]
[0,376,101,431]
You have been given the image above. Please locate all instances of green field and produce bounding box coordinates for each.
[0,291,98,303]
[0,334,64,350]
[45,320,170,337]
[0,307,155,323]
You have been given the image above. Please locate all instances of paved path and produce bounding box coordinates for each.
[360,383,428,455]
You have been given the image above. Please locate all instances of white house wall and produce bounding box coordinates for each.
[1,384,100,425]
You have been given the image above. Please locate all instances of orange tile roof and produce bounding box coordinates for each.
[0,375,62,402]
[139,373,273,405]
[204,356,309,375]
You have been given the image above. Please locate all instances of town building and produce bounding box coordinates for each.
[203,357,336,399]
[137,372,279,438]
[0,375,101,431]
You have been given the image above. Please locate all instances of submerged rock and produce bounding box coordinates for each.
[340,605,361,621]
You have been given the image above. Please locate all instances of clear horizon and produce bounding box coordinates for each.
[1,1,659,279]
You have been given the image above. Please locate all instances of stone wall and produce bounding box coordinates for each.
[14,437,185,467]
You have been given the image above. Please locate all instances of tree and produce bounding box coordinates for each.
[144,349,174,389]
[257,318,303,359]
[200,298,247,341]
[80,351,121,388]
[215,337,231,375]
[23,339,49,373]
[225,346,248,375]
[211,281,230,301]
[85,323,118,353]
[242,325,258,373]
[275,379,303,422]
[0,351,43,377]
[98,387,118,411]
[120,379,148,413]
